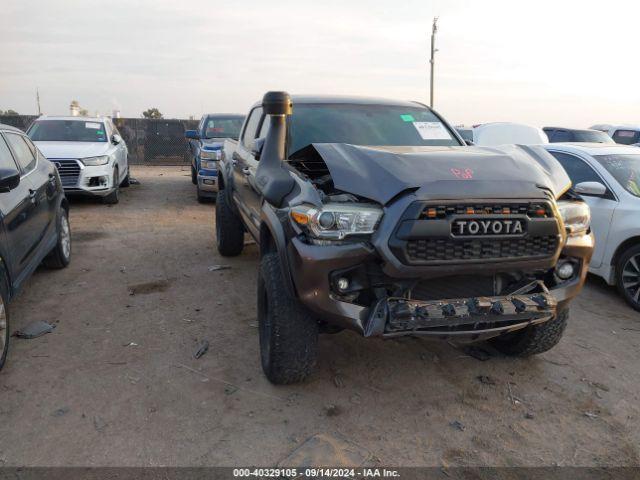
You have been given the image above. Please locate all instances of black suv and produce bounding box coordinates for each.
[0,124,71,370]
[217,93,593,384]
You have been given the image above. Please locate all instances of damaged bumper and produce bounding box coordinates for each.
[286,228,593,340]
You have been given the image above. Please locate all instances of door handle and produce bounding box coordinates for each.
[242,167,251,175]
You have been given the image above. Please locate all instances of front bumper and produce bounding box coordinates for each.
[286,231,594,340]
[58,161,117,197]
[197,168,218,195]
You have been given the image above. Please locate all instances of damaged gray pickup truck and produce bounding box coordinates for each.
[217,92,594,384]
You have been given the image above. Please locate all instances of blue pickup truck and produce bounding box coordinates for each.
[185,114,245,202]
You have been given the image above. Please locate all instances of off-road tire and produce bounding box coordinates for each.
[43,207,71,269]
[615,243,640,312]
[489,308,569,356]
[191,165,197,185]
[0,272,9,371]
[103,167,120,204]
[258,252,318,384]
[121,166,131,187]
[215,189,244,256]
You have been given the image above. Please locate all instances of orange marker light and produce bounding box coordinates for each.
[502,207,510,214]
[427,208,437,218]
[291,211,310,225]
[466,207,475,215]
[535,208,546,217]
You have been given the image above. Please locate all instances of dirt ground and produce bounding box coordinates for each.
[0,166,638,467]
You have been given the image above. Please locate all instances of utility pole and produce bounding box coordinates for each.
[429,17,438,108]
[36,88,42,116]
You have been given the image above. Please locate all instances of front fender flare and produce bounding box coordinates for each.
[260,204,296,298]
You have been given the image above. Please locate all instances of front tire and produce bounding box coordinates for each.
[43,207,71,269]
[616,244,640,311]
[215,190,244,256]
[0,273,9,371]
[121,166,131,187]
[489,308,569,356]
[103,167,120,205]
[258,252,318,384]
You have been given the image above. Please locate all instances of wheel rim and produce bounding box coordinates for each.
[60,213,71,260]
[622,254,640,304]
[0,297,6,359]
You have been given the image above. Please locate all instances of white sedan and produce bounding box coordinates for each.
[544,143,640,310]
[28,116,129,204]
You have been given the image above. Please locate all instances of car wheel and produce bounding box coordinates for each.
[196,185,206,203]
[43,207,71,269]
[103,168,120,205]
[121,166,131,187]
[616,244,640,311]
[191,165,197,185]
[215,189,244,256]
[0,272,10,371]
[258,252,318,384]
[489,308,569,356]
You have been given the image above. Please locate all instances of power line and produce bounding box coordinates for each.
[429,17,438,108]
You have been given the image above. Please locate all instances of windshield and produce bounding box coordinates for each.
[288,104,461,155]
[594,154,640,197]
[28,120,108,142]
[203,117,244,139]
[574,130,613,143]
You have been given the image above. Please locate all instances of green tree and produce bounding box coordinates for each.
[142,108,163,119]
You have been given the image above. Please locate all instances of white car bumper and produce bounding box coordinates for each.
[52,159,116,197]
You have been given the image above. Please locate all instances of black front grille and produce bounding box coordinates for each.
[411,275,496,300]
[405,235,558,263]
[421,202,551,219]
[51,159,81,188]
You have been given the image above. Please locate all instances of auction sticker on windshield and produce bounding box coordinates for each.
[85,122,101,129]
[413,121,452,140]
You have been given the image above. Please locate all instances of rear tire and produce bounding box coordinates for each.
[615,244,640,311]
[103,168,120,205]
[258,252,318,384]
[215,189,244,257]
[0,273,9,371]
[43,207,71,269]
[191,165,197,185]
[489,309,569,356]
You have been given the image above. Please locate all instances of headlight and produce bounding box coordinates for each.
[200,159,217,170]
[81,155,110,166]
[200,150,221,160]
[557,200,590,236]
[290,203,383,240]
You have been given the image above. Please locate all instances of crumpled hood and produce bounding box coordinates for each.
[33,141,111,159]
[297,144,571,205]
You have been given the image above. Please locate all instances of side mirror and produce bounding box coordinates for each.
[0,168,21,193]
[252,138,266,160]
[574,181,607,197]
[112,134,123,145]
[184,130,200,140]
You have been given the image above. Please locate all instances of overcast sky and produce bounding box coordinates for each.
[1,0,639,127]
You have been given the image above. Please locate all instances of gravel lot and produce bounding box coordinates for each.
[0,166,638,467]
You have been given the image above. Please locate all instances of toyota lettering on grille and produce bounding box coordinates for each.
[452,218,526,237]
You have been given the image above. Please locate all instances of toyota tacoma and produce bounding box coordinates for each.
[216,92,594,384]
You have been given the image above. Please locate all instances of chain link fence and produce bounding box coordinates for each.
[0,115,199,165]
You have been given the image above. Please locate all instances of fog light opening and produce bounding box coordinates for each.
[336,277,350,292]
[556,262,575,280]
